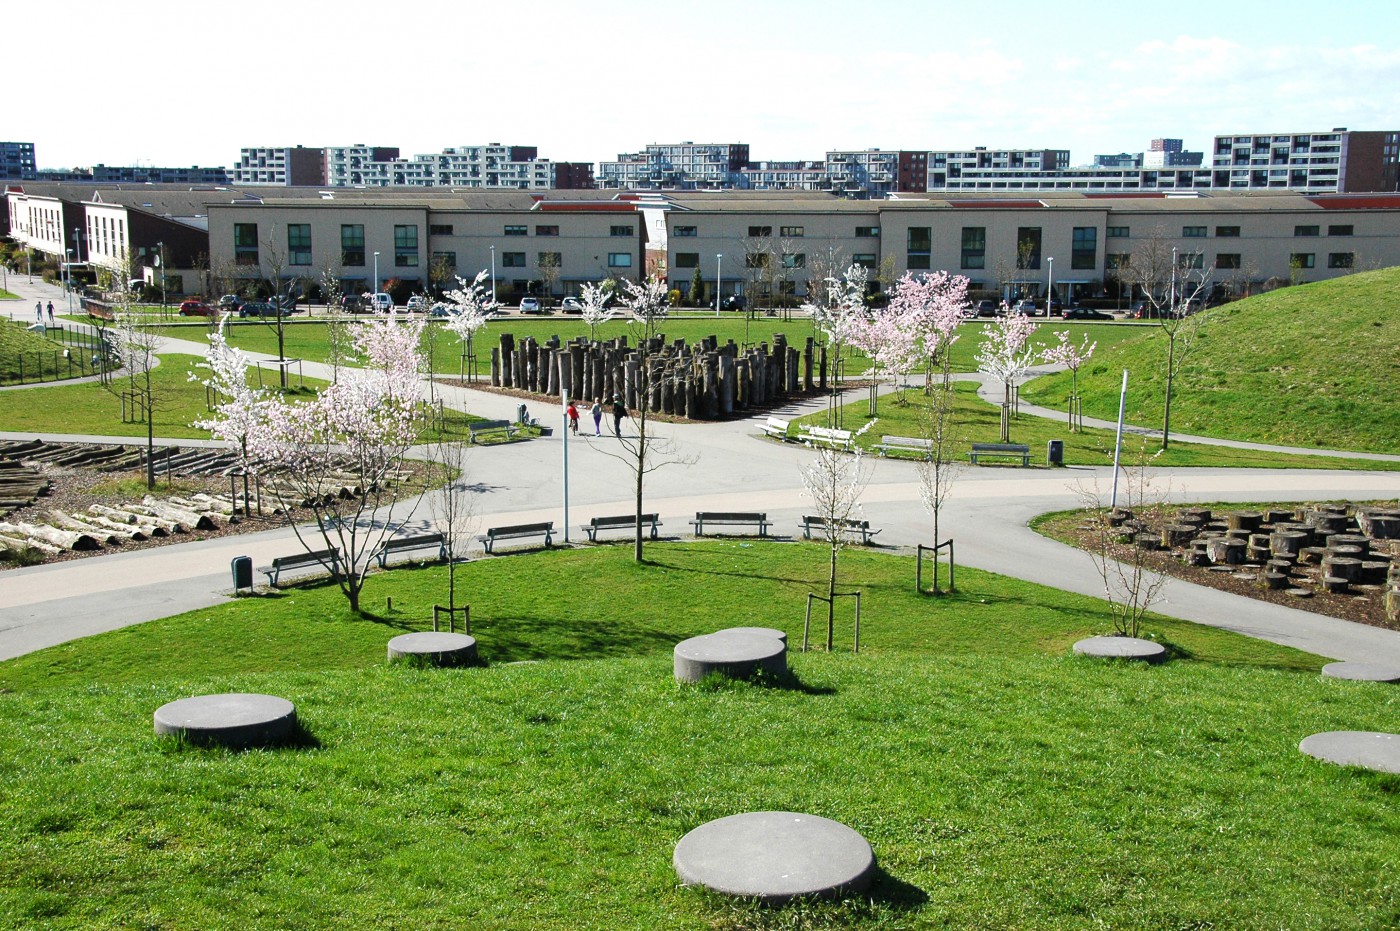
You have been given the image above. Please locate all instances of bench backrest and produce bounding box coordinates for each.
[472,420,511,432]
[386,533,444,549]
[591,514,658,527]
[803,515,869,529]
[807,427,853,440]
[272,548,338,567]
[882,436,931,447]
[972,443,1030,452]
[486,522,553,536]
[696,511,766,522]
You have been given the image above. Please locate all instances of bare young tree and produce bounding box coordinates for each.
[106,249,167,490]
[1119,225,1213,449]
[800,445,871,650]
[535,251,562,308]
[1075,441,1171,639]
[916,381,967,592]
[427,436,477,630]
[250,223,297,389]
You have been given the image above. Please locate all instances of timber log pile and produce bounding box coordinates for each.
[489,332,827,418]
[0,456,50,518]
[1106,504,1400,612]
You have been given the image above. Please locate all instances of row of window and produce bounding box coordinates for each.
[1102,252,1354,270]
[504,224,628,237]
[911,226,1098,272]
[674,225,881,239]
[1114,224,1357,239]
[233,223,421,268]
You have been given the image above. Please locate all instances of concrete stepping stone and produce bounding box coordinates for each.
[1322,662,1400,683]
[1299,731,1400,774]
[674,631,787,684]
[1072,636,1167,664]
[387,631,479,667]
[153,693,297,748]
[673,811,875,903]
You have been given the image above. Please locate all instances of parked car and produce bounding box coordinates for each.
[1012,299,1039,316]
[975,299,998,317]
[218,294,242,311]
[1063,307,1114,321]
[519,296,541,314]
[561,296,584,313]
[429,302,457,317]
[406,295,429,312]
[1132,303,1174,320]
[721,295,746,311]
[237,301,279,318]
[369,292,394,313]
[178,300,216,317]
[340,294,365,313]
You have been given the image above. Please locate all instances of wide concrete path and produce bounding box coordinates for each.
[1,317,1397,665]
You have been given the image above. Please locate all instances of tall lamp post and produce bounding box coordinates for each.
[156,241,166,309]
[373,251,380,295]
[489,245,496,304]
[715,253,722,317]
[1046,256,1054,317]
[65,249,74,315]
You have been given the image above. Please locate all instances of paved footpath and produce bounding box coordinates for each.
[1,316,1397,664]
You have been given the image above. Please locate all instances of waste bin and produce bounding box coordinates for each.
[1047,439,1064,466]
[231,556,253,592]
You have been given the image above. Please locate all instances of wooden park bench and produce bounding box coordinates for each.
[583,514,662,542]
[799,515,882,544]
[691,512,770,537]
[468,420,517,444]
[797,425,854,451]
[969,442,1031,466]
[477,521,554,554]
[873,435,933,459]
[760,416,793,441]
[375,532,447,568]
[259,547,341,587]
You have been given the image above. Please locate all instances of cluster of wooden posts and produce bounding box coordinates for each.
[489,332,828,418]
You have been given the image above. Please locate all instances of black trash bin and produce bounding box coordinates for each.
[1047,439,1064,466]
[231,556,253,593]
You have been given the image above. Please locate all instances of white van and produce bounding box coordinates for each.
[370,292,393,312]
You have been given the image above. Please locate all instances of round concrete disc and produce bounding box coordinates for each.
[1072,636,1167,663]
[1321,662,1400,683]
[1299,731,1400,774]
[674,811,875,902]
[153,693,297,748]
[715,626,788,646]
[674,632,787,683]
[387,631,478,666]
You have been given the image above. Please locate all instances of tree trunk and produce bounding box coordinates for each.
[827,544,837,651]
[277,319,288,390]
[1161,336,1175,450]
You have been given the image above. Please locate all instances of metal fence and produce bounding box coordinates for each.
[1,322,114,386]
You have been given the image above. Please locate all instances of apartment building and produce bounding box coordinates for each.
[737,161,832,191]
[1210,129,1400,193]
[825,150,928,195]
[230,146,327,186]
[88,165,230,184]
[1,141,37,180]
[323,146,403,186]
[928,148,1070,188]
[661,190,1400,304]
[598,143,750,189]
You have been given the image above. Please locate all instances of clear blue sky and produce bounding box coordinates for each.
[14,0,1400,171]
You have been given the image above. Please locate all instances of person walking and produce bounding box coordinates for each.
[566,400,580,435]
[35,301,42,322]
[46,301,54,325]
[611,396,626,437]
[590,399,603,436]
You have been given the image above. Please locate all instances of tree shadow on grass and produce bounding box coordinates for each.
[473,613,685,663]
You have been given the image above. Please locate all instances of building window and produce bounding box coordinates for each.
[1016,227,1041,269]
[1328,224,1354,236]
[960,227,985,269]
[782,253,806,269]
[1216,253,1242,269]
[394,225,419,267]
[429,224,453,235]
[675,252,700,268]
[853,253,877,269]
[674,226,697,237]
[907,227,931,270]
[1071,227,1097,270]
[432,251,457,270]
[856,226,880,237]
[234,223,258,266]
[607,253,632,268]
[502,252,526,267]
[1290,253,1315,269]
[341,224,365,266]
[745,252,770,269]
[747,226,772,238]
[287,223,312,266]
[1182,253,1204,270]
[504,225,527,236]
[1295,225,1320,237]
[1328,252,1354,269]
[780,226,804,238]
[610,225,634,237]
[537,252,562,270]
[1106,226,1129,238]
[1182,226,1207,238]
[1106,253,1131,270]
[1215,225,1240,237]
[535,225,559,237]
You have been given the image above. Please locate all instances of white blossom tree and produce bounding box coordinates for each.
[578,280,615,342]
[803,263,868,384]
[801,446,871,650]
[441,269,500,380]
[1040,331,1096,431]
[975,313,1040,442]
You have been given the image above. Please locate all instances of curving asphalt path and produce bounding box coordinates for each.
[1,290,1397,664]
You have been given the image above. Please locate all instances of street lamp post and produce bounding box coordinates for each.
[65,250,74,315]
[1046,256,1054,317]
[156,241,166,309]
[373,252,380,295]
[715,254,722,317]
[489,245,496,304]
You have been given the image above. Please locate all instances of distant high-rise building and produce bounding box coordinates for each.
[599,142,750,189]
[1211,129,1400,193]
[1,141,37,180]
[231,146,327,185]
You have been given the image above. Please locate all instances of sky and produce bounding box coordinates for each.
[12,0,1400,172]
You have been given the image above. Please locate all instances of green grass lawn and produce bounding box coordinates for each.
[1021,267,1400,454]
[793,382,1400,471]
[0,287,20,300]
[2,543,1397,930]
[153,317,1139,380]
[0,319,110,385]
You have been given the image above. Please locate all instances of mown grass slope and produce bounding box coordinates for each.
[1021,267,1400,453]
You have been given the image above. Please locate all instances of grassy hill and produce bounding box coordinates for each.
[1021,267,1400,453]
[3,543,1398,929]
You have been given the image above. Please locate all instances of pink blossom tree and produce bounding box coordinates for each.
[975,313,1040,442]
[200,312,428,614]
[887,270,971,389]
[1040,331,1096,431]
[193,320,275,510]
[803,263,869,382]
